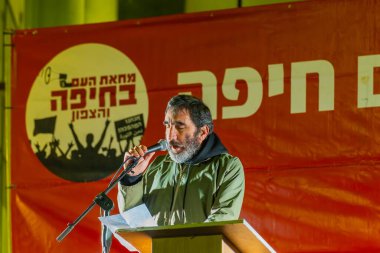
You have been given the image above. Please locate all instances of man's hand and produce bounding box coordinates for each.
[124,145,155,176]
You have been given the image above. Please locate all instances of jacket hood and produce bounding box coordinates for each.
[185,133,228,164]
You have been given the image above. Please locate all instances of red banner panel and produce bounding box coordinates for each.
[11,0,380,252]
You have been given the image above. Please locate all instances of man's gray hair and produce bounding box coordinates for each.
[165,94,214,134]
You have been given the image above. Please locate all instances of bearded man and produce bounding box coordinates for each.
[117,94,245,226]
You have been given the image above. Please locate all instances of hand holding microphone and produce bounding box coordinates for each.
[124,139,168,176]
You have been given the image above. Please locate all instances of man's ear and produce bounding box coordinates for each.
[198,125,210,142]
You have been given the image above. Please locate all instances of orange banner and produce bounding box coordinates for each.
[11,0,380,252]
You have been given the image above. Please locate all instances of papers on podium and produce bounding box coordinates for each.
[99,204,157,252]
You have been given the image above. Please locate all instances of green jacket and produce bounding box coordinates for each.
[118,133,245,226]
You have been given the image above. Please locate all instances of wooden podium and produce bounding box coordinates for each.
[116,219,276,253]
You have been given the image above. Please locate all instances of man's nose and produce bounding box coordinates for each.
[167,125,177,140]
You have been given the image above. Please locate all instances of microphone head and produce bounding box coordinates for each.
[158,139,168,151]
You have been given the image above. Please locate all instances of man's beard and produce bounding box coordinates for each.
[168,134,202,164]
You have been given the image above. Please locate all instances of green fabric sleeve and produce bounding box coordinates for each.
[117,179,144,213]
[205,157,245,222]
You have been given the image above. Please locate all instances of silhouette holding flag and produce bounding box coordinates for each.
[33,116,57,136]
[30,115,146,182]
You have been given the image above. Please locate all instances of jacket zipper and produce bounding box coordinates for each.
[167,163,187,225]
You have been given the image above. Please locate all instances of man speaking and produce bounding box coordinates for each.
[118,94,245,225]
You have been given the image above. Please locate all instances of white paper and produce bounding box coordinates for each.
[98,212,130,233]
[120,203,157,228]
[98,204,157,252]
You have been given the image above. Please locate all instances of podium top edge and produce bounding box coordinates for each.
[117,219,245,232]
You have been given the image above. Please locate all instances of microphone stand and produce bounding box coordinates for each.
[56,157,139,252]
[101,208,112,253]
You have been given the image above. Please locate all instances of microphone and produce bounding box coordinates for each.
[123,140,168,175]
[144,139,168,155]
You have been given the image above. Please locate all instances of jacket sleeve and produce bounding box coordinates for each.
[205,156,245,222]
[117,156,163,213]
[117,179,144,213]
